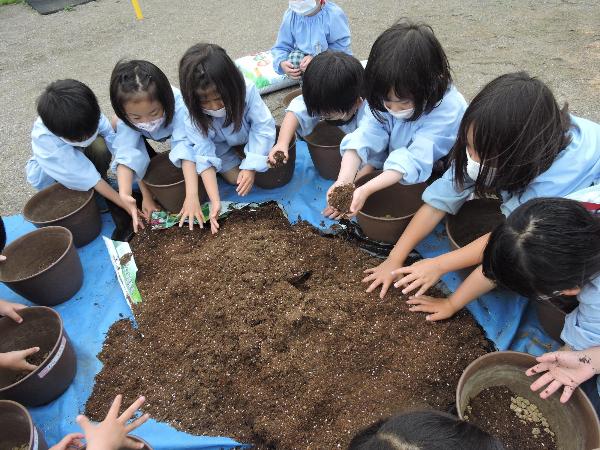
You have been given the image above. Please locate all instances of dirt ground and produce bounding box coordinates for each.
[1,0,599,214]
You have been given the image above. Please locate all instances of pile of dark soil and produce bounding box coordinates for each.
[329,184,355,214]
[466,386,557,450]
[27,188,90,222]
[448,198,505,248]
[86,204,490,448]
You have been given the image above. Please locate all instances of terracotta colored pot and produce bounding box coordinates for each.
[255,126,296,189]
[23,183,101,247]
[304,122,344,180]
[457,351,600,450]
[0,307,77,406]
[281,88,302,109]
[81,435,153,450]
[0,227,83,305]
[0,400,49,450]
[355,171,426,244]
[143,153,207,213]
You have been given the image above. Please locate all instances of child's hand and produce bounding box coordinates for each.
[392,258,444,297]
[119,193,144,233]
[527,351,598,403]
[141,196,160,221]
[268,143,289,166]
[362,258,402,299]
[0,299,27,323]
[348,185,369,217]
[76,395,149,450]
[299,55,313,71]
[406,295,459,321]
[178,195,204,231]
[49,432,85,450]
[323,181,346,219]
[280,61,301,79]
[209,201,221,235]
[236,170,255,197]
[0,347,40,371]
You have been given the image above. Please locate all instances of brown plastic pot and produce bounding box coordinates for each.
[0,307,77,407]
[304,121,345,180]
[0,227,83,306]
[457,351,600,450]
[81,435,152,450]
[0,400,49,450]
[355,171,426,244]
[23,183,101,247]
[143,153,207,213]
[255,126,296,189]
[281,88,302,109]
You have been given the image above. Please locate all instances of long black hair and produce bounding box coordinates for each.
[303,51,364,117]
[451,72,572,197]
[364,18,452,123]
[483,197,600,299]
[179,43,246,135]
[348,410,503,450]
[37,79,100,141]
[110,60,175,130]
[0,216,6,254]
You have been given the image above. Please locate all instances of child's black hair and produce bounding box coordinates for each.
[302,51,364,117]
[364,18,452,123]
[110,59,175,130]
[0,216,6,254]
[179,43,245,135]
[451,72,572,197]
[483,197,600,300]
[37,79,101,142]
[348,410,504,450]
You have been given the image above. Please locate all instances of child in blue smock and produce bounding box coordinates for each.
[174,43,276,233]
[272,0,351,79]
[110,59,194,231]
[268,51,366,168]
[363,72,600,308]
[324,19,467,219]
[478,197,600,414]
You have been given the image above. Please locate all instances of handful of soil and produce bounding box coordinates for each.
[270,151,287,168]
[465,385,557,450]
[329,183,355,214]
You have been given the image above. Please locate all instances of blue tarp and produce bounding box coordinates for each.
[0,140,559,449]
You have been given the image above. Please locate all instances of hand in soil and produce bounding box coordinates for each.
[48,432,84,450]
[178,194,205,231]
[327,183,355,216]
[77,395,149,450]
[141,196,160,221]
[268,144,289,167]
[392,257,445,297]
[349,185,370,217]
[362,258,402,299]
[324,180,351,219]
[406,295,459,321]
[236,169,255,197]
[0,346,40,371]
[120,193,145,233]
[527,350,598,403]
[0,299,27,323]
[208,200,221,234]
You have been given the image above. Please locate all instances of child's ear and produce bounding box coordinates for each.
[560,287,581,296]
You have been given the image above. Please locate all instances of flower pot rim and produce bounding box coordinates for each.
[24,184,94,225]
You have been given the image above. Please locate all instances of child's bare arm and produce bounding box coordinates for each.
[269,112,299,164]
[200,167,221,235]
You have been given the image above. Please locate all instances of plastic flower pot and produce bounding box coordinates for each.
[23,183,101,247]
[304,122,345,180]
[143,152,207,213]
[255,126,296,189]
[0,227,83,306]
[281,88,302,109]
[81,435,153,450]
[0,307,77,407]
[355,170,426,244]
[456,351,600,450]
[0,400,49,450]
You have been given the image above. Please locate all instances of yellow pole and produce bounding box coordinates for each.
[131,0,144,20]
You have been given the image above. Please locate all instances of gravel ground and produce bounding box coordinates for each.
[1,0,599,214]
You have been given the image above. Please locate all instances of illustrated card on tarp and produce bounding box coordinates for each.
[235,51,299,95]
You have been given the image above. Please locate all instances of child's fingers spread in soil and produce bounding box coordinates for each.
[120,395,145,422]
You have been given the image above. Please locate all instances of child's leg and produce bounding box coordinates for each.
[356,164,375,181]
[83,137,112,180]
[221,167,240,185]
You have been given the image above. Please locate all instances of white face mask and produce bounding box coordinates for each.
[385,106,414,120]
[289,0,319,15]
[135,115,165,134]
[203,107,227,118]
[61,129,99,147]
[465,149,481,180]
